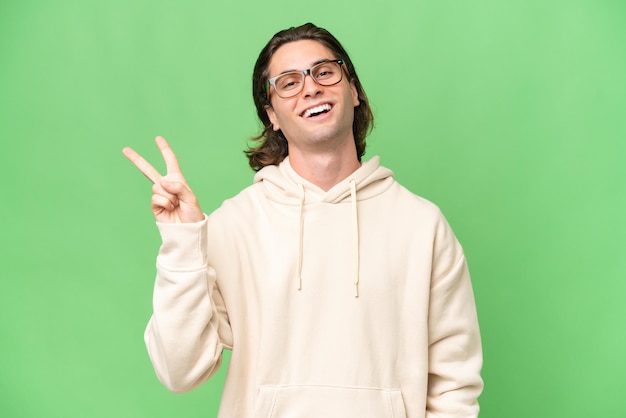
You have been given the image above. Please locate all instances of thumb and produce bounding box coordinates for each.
[158,179,203,223]
[160,180,195,201]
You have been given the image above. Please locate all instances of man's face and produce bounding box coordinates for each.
[265,40,360,153]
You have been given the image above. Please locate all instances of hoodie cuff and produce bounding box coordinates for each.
[156,215,208,270]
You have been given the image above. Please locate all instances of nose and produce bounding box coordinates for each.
[302,73,322,97]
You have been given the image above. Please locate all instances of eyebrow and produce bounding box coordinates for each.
[274,58,336,77]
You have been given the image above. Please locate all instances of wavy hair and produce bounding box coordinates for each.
[246,23,374,171]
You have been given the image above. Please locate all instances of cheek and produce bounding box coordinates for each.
[268,100,300,130]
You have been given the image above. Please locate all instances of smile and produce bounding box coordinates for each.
[301,103,332,118]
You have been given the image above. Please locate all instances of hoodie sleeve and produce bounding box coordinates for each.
[426,214,483,417]
[144,215,232,393]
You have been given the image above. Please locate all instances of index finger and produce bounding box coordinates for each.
[155,136,183,176]
[122,146,162,184]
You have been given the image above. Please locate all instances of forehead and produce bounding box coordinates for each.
[268,40,335,76]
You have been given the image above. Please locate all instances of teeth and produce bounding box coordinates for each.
[303,103,331,118]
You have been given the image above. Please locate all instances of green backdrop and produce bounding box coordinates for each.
[1,0,625,417]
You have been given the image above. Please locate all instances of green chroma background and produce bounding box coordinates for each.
[1,0,624,417]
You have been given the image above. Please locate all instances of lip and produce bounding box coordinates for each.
[299,102,334,118]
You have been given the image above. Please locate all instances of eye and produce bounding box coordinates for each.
[277,73,301,91]
[313,63,336,80]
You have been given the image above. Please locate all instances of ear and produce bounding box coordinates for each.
[265,105,280,131]
[350,80,360,107]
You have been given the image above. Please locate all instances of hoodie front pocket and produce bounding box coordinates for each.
[253,384,407,418]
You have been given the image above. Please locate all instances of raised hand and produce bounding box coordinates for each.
[122,136,204,224]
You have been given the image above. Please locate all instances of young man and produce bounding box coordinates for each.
[123,23,483,418]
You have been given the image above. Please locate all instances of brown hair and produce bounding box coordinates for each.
[246,23,374,171]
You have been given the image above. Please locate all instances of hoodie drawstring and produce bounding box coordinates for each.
[350,178,360,297]
[296,183,305,291]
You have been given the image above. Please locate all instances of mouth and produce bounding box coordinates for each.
[300,103,333,118]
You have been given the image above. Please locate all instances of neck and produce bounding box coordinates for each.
[288,142,361,191]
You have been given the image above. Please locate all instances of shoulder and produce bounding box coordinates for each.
[385,179,445,220]
[207,182,263,221]
[382,179,462,248]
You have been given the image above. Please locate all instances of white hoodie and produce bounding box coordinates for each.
[145,156,483,418]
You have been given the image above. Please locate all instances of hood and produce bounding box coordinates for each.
[253,156,395,298]
[253,156,395,205]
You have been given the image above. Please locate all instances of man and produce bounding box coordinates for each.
[123,23,483,417]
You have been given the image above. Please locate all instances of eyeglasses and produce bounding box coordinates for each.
[267,59,347,99]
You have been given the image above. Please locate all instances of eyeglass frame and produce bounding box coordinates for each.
[266,59,348,100]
